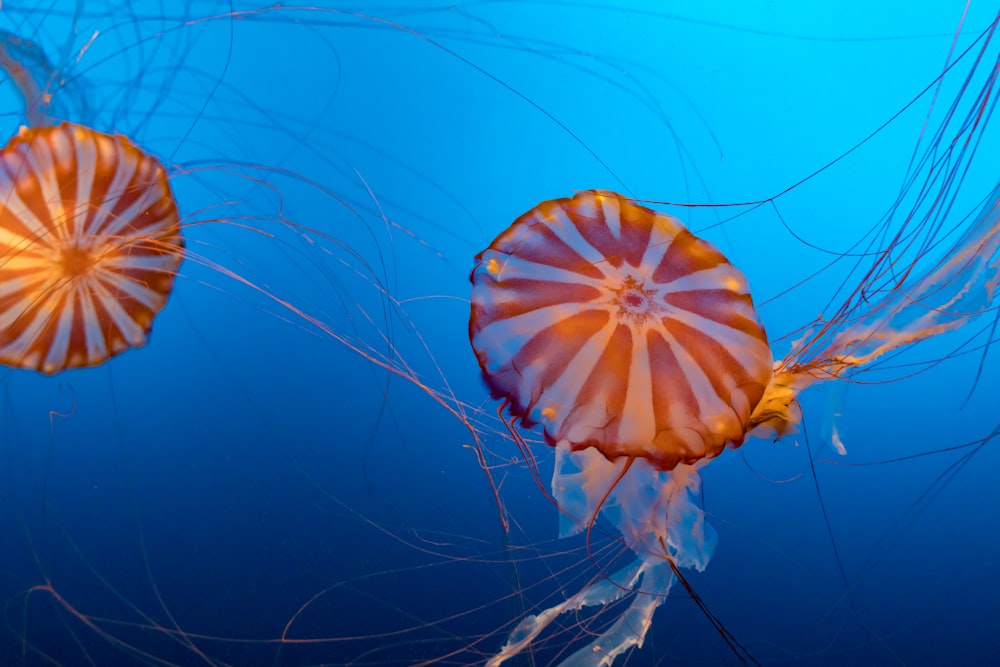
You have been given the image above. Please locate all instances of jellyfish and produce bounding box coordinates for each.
[470,189,774,664]
[0,122,184,373]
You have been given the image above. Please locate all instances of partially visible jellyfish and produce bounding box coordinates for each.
[0,123,183,373]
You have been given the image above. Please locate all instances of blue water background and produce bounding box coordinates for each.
[0,2,996,665]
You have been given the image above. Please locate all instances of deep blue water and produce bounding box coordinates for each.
[0,2,996,665]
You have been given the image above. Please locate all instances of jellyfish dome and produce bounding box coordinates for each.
[0,122,183,373]
[470,190,773,664]
[470,189,773,469]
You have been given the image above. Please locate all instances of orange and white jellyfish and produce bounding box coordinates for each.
[470,189,774,663]
[0,123,183,373]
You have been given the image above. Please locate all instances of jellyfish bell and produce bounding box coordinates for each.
[471,190,773,470]
[0,122,183,373]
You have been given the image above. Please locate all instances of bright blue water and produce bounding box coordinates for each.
[0,2,996,665]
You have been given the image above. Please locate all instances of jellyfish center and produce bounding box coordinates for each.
[58,244,96,278]
[609,275,662,325]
